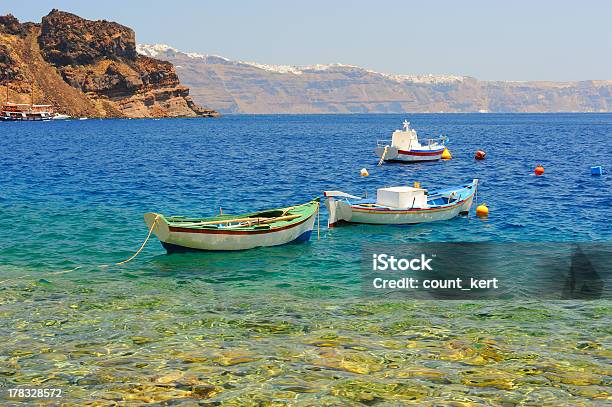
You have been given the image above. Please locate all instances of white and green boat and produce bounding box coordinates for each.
[144,199,320,252]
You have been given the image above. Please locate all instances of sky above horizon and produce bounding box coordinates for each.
[3,1,611,82]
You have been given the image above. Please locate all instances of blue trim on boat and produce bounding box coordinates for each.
[291,230,312,243]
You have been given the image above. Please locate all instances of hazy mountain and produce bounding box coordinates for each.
[137,44,612,114]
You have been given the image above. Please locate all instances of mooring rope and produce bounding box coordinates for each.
[377,146,389,166]
[317,204,320,240]
[0,215,161,286]
[470,184,478,219]
[114,215,160,266]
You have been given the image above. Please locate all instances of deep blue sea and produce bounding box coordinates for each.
[0,114,610,404]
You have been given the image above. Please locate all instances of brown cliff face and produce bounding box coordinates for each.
[0,14,25,36]
[0,10,218,118]
[39,10,138,66]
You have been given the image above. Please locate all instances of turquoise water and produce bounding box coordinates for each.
[0,114,610,404]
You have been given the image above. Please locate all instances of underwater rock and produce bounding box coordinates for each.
[191,384,221,398]
[155,370,184,384]
[385,366,446,380]
[38,352,68,362]
[313,349,384,375]
[254,362,284,378]
[213,350,260,367]
[307,340,339,348]
[241,319,305,335]
[121,384,192,403]
[516,366,544,376]
[130,336,156,345]
[331,379,431,402]
[178,354,208,363]
[544,371,602,386]
[279,385,319,393]
[575,341,602,351]
[566,385,610,399]
[460,369,517,390]
[442,340,507,364]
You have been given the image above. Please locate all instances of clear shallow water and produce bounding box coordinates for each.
[0,114,610,404]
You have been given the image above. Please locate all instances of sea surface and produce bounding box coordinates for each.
[0,114,610,405]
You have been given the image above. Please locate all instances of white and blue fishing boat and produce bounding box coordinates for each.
[144,199,319,252]
[374,120,447,162]
[324,180,477,227]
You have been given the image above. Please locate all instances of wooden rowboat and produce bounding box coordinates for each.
[144,199,320,252]
[324,180,477,226]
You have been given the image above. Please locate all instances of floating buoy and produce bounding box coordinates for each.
[534,165,545,176]
[360,168,369,177]
[413,181,421,188]
[441,148,452,160]
[475,150,486,160]
[476,203,489,218]
[591,166,603,176]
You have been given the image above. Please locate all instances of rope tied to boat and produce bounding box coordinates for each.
[114,214,160,266]
[377,146,389,166]
[317,203,320,240]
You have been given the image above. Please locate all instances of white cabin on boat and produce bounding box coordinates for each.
[377,186,428,209]
[391,120,420,151]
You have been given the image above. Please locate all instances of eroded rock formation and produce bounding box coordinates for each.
[0,10,218,118]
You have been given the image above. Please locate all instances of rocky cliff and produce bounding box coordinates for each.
[0,11,218,118]
[138,44,612,114]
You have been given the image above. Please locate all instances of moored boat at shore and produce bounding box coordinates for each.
[52,113,71,120]
[1,102,54,121]
[144,199,320,252]
[324,179,478,227]
[374,120,447,162]
[1,84,54,121]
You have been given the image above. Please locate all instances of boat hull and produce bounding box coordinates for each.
[374,146,444,162]
[0,115,52,121]
[160,230,313,253]
[344,194,473,224]
[325,180,477,226]
[144,202,319,252]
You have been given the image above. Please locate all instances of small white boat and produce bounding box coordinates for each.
[374,120,447,162]
[324,180,477,227]
[52,113,71,120]
[144,200,320,252]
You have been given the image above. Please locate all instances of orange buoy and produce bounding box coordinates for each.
[476,203,489,218]
[534,165,545,176]
[360,168,369,177]
[475,150,486,160]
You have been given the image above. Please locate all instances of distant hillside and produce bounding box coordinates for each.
[0,12,218,118]
[138,44,612,114]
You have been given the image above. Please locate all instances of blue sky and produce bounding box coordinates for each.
[4,1,611,81]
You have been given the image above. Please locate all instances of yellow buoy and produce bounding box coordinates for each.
[476,203,489,218]
[360,168,369,177]
[441,148,452,160]
[413,181,421,188]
